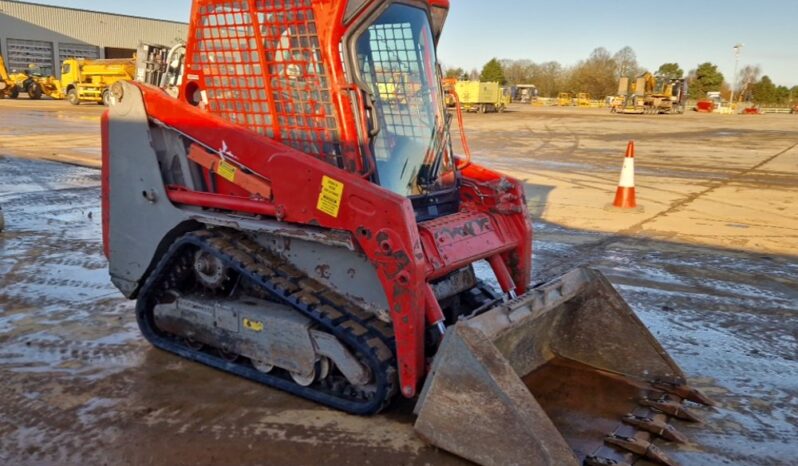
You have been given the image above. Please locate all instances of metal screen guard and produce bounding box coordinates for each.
[192,2,342,161]
[354,4,449,196]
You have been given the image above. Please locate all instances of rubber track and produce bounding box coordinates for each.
[135,228,398,415]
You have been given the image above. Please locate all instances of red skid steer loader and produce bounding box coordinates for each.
[102,1,712,464]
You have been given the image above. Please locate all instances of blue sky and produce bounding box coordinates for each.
[24,0,798,86]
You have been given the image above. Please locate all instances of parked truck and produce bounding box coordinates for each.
[454,80,511,113]
[61,58,135,105]
[511,84,538,103]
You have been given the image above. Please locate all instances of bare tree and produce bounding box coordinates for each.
[568,48,618,97]
[525,61,564,97]
[613,46,638,79]
[500,59,535,85]
[737,65,761,101]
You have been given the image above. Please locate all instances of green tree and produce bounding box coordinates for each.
[752,76,777,104]
[657,63,684,79]
[776,85,791,105]
[752,75,798,105]
[445,67,466,80]
[688,62,725,99]
[750,77,792,105]
[480,58,506,84]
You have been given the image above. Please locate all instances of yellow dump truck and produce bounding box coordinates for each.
[60,58,135,105]
[454,81,511,113]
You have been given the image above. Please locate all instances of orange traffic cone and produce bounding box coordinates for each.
[608,141,643,212]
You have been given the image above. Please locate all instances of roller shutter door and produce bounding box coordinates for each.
[6,39,54,73]
[58,43,100,63]
[104,47,136,59]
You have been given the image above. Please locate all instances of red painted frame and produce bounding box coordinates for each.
[107,0,532,398]
[133,84,531,398]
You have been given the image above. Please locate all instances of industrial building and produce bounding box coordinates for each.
[0,0,187,77]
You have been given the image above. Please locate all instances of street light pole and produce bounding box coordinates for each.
[730,43,744,108]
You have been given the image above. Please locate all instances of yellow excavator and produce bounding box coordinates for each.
[0,54,20,99]
[0,55,64,100]
[11,64,65,100]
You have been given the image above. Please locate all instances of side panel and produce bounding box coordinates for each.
[104,82,193,296]
[253,232,390,321]
[139,83,428,397]
[104,81,373,301]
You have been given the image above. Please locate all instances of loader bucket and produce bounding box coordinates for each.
[415,268,710,466]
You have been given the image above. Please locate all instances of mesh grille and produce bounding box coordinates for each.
[364,21,429,149]
[193,0,339,157]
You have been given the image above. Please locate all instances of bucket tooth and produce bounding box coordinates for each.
[639,398,702,423]
[653,381,717,406]
[584,456,632,466]
[622,414,689,443]
[604,434,679,466]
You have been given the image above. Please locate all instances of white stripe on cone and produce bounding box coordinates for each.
[618,158,635,188]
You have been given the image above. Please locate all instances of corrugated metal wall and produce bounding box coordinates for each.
[0,0,188,75]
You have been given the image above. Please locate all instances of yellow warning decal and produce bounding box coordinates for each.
[316,176,345,218]
[217,161,237,183]
[243,318,264,332]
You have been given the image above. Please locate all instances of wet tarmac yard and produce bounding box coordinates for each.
[0,101,796,465]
